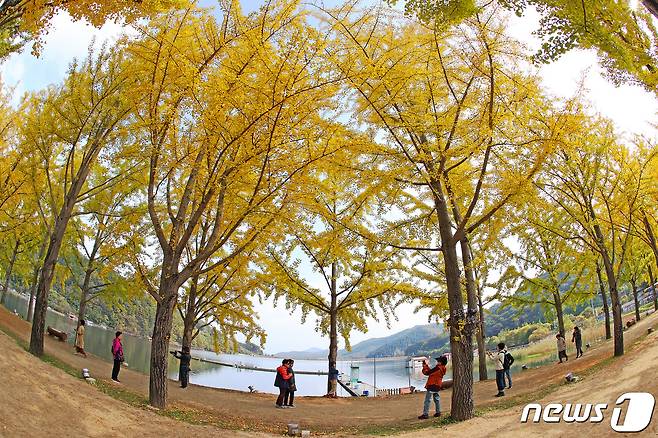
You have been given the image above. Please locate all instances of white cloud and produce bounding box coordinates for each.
[1,11,128,104]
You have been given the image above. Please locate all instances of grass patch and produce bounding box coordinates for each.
[1,328,80,378]
[361,415,459,436]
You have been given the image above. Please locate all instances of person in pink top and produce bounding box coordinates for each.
[111,331,124,382]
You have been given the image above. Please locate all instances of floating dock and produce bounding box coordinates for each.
[190,356,328,375]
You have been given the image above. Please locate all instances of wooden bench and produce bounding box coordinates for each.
[47,326,67,342]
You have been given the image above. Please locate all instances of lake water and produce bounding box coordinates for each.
[2,291,553,396]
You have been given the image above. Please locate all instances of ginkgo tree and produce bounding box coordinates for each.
[259,141,420,390]
[537,116,650,357]
[176,229,265,357]
[22,47,133,357]
[324,3,569,419]
[0,0,184,57]
[621,235,653,322]
[62,172,145,329]
[393,0,658,91]
[125,1,343,408]
[506,204,591,335]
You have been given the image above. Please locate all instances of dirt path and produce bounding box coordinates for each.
[398,326,658,437]
[0,328,273,438]
[1,306,656,436]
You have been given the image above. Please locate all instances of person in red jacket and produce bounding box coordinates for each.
[274,359,292,408]
[418,355,448,419]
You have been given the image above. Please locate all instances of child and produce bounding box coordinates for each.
[111,331,124,383]
[557,333,568,363]
[418,355,448,419]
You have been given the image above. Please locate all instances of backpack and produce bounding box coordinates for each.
[503,352,514,370]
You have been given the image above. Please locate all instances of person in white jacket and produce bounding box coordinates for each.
[556,333,568,363]
[487,342,507,397]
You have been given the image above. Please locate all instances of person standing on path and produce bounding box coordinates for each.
[417,355,447,419]
[487,342,507,397]
[111,331,124,382]
[503,347,514,389]
[572,326,584,358]
[274,359,292,408]
[284,359,296,408]
[557,333,568,363]
[172,346,192,388]
[74,320,87,357]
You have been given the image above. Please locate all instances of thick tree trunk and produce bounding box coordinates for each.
[433,182,473,421]
[149,286,178,409]
[553,291,565,335]
[327,261,338,392]
[648,266,657,311]
[30,209,76,356]
[631,280,641,322]
[1,239,20,306]
[596,263,612,340]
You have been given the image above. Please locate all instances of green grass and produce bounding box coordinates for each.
[361,415,459,436]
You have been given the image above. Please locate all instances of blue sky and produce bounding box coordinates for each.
[2,1,657,354]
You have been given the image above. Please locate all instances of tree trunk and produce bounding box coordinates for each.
[596,262,612,340]
[460,237,486,381]
[29,163,94,357]
[641,0,658,20]
[432,182,473,421]
[327,261,338,392]
[595,223,623,356]
[642,211,658,285]
[648,265,657,311]
[27,238,48,323]
[77,266,94,327]
[149,285,178,409]
[476,284,488,381]
[29,209,76,356]
[553,290,565,335]
[631,280,641,322]
[1,239,20,306]
[181,278,198,355]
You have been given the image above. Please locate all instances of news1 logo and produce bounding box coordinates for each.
[520,392,655,432]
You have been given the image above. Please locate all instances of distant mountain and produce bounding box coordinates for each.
[274,285,598,360]
[275,324,443,360]
[273,347,329,359]
[239,341,264,355]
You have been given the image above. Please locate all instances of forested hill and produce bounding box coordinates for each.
[276,288,598,360]
[10,282,263,355]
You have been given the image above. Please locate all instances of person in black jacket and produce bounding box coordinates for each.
[171,346,192,388]
[572,326,584,358]
[274,359,292,408]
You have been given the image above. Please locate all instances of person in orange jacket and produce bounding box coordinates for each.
[274,359,292,408]
[418,355,448,419]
